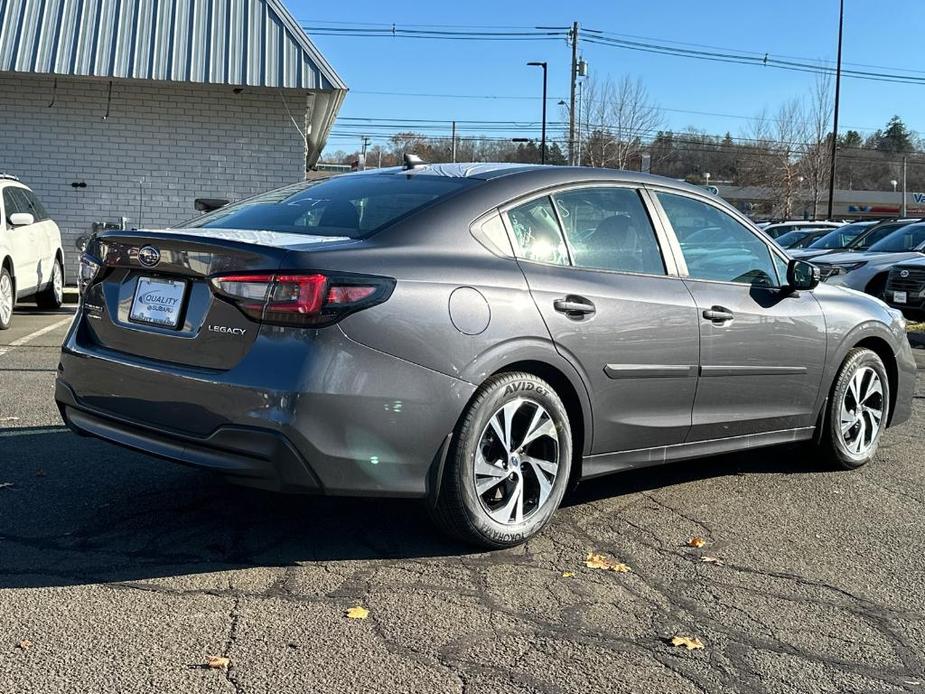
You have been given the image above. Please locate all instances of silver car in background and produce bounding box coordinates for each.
[56,163,915,547]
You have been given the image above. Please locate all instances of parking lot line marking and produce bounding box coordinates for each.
[0,317,73,357]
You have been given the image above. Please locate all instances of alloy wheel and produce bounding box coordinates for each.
[0,273,12,325]
[474,398,560,525]
[840,366,884,456]
[53,262,63,304]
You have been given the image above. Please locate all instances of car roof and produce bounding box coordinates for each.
[350,162,720,198]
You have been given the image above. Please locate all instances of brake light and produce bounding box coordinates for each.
[78,254,101,296]
[209,272,394,327]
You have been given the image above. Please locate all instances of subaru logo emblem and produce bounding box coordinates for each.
[900,269,910,278]
[138,246,160,268]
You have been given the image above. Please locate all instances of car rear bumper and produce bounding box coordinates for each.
[56,318,475,497]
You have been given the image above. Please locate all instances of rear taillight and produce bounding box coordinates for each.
[209,272,394,327]
[78,254,101,296]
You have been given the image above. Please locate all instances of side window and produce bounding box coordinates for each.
[657,192,778,287]
[506,196,569,266]
[552,187,665,275]
[3,188,27,224]
[22,190,48,221]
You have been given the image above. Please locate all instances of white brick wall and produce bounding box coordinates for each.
[0,73,309,281]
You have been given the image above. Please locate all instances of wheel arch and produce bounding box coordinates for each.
[1,255,13,291]
[852,335,899,426]
[486,359,591,491]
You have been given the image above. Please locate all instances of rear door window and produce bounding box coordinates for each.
[506,196,569,266]
[551,187,665,275]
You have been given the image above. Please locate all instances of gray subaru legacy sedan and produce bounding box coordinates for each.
[57,162,915,548]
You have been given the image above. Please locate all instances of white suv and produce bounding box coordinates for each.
[0,175,64,329]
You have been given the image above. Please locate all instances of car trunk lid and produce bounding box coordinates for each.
[81,228,354,370]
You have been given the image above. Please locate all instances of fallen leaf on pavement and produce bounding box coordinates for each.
[561,571,575,578]
[687,536,707,548]
[700,556,724,565]
[671,635,705,650]
[346,606,369,620]
[585,552,631,573]
[206,655,230,670]
[17,640,32,650]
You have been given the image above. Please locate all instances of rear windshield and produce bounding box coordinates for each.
[868,223,925,252]
[186,174,476,238]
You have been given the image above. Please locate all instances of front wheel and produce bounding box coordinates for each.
[818,348,890,469]
[431,372,572,549]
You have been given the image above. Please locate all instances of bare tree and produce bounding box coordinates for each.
[747,99,806,218]
[799,73,833,220]
[580,76,662,170]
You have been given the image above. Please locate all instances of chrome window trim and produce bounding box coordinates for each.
[645,184,792,288]
[497,181,680,279]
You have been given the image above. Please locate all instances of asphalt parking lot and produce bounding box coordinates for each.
[2,307,925,694]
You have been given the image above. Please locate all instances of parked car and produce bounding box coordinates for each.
[56,163,914,547]
[0,174,65,329]
[761,220,842,240]
[774,228,833,250]
[788,221,879,260]
[884,259,925,317]
[814,222,925,296]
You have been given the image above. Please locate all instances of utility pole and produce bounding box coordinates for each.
[527,62,548,164]
[360,135,371,171]
[568,21,579,166]
[826,0,844,220]
[902,156,908,216]
[451,121,457,163]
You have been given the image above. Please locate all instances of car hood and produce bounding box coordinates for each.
[789,248,838,260]
[812,250,922,267]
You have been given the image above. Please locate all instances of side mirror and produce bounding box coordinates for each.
[9,212,34,227]
[787,259,820,291]
[194,198,229,213]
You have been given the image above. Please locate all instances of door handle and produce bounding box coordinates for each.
[702,306,734,323]
[554,296,596,317]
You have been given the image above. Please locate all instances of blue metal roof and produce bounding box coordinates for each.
[0,0,346,90]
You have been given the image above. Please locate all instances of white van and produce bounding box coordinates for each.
[0,175,64,329]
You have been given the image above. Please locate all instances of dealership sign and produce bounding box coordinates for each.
[914,192,925,205]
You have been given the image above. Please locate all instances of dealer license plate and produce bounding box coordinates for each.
[893,290,907,304]
[129,277,186,328]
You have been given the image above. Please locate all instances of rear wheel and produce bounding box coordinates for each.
[0,268,13,330]
[818,348,889,469]
[431,372,572,548]
[35,258,63,310]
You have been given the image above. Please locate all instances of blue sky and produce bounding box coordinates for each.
[288,0,924,154]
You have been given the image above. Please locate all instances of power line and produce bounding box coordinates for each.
[301,20,925,87]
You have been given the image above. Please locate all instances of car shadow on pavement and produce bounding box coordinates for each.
[0,427,827,589]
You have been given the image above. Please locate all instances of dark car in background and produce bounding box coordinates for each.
[56,163,915,547]
[885,260,925,317]
[774,228,833,250]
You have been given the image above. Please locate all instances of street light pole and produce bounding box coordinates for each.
[826,0,844,220]
[527,61,548,164]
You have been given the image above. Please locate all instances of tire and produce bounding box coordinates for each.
[35,257,63,310]
[818,347,890,470]
[431,372,573,549]
[0,267,13,330]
